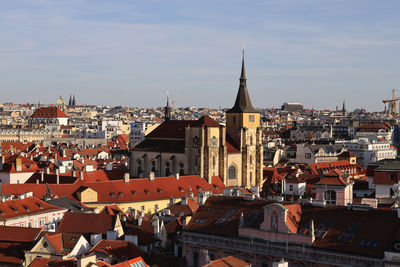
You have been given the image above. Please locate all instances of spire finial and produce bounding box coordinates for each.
[164,90,171,121]
[240,44,246,83]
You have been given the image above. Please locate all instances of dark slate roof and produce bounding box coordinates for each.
[146,115,219,139]
[133,139,185,153]
[226,53,259,114]
[47,196,93,213]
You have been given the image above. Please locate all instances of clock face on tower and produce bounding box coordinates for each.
[210,136,218,148]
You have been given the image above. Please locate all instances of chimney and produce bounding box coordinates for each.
[149,172,155,181]
[16,158,22,172]
[175,173,180,180]
[41,172,44,182]
[56,169,60,184]
[106,162,112,171]
[0,155,4,171]
[152,216,160,239]
[72,170,77,177]
[36,179,39,184]
[124,172,130,183]
[80,171,84,180]
[310,219,315,242]
[46,167,51,175]
[181,196,187,206]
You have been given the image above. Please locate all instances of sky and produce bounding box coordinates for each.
[0,0,400,111]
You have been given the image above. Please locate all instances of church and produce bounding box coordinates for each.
[129,52,263,188]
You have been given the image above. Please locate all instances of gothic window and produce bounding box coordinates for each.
[228,165,236,179]
[250,135,253,146]
[250,155,253,165]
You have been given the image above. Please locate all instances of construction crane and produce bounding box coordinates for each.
[382,89,400,117]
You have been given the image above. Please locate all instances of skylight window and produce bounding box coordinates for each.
[314,218,335,239]
[338,222,363,243]
[360,239,380,248]
[244,211,263,228]
[194,218,207,224]
[215,208,238,225]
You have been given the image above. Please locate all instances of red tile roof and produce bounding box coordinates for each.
[1,175,225,205]
[0,225,41,243]
[0,197,65,221]
[57,212,115,235]
[111,257,149,267]
[89,240,147,259]
[203,256,250,267]
[31,107,68,118]
[28,257,76,267]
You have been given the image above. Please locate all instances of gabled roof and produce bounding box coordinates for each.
[31,107,68,118]
[28,257,76,267]
[44,233,82,255]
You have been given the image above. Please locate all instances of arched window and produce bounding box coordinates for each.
[228,165,236,179]
[250,135,253,146]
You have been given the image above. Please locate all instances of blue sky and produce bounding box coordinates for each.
[0,0,400,111]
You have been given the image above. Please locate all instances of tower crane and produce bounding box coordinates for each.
[382,89,400,117]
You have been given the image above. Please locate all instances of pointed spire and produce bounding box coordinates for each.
[240,45,246,84]
[164,90,171,121]
[72,94,76,107]
[227,46,258,114]
[68,94,72,107]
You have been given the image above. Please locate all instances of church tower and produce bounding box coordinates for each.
[226,49,263,188]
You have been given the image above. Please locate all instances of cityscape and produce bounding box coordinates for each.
[1,1,400,267]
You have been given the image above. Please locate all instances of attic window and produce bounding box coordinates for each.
[35,203,43,210]
[109,192,116,198]
[118,192,123,197]
[157,188,163,193]
[10,206,18,213]
[144,190,150,194]
[178,187,184,192]
[0,210,3,215]
[23,206,30,212]
[131,190,136,196]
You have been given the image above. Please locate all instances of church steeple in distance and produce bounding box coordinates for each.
[227,46,259,114]
[164,91,171,121]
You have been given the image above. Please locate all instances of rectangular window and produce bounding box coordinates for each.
[141,205,145,211]
[249,115,255,122]
[290,185,293,191]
